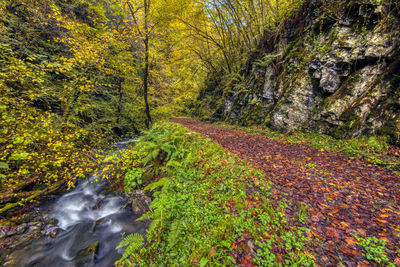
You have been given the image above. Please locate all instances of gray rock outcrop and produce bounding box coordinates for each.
[215,1,400,143]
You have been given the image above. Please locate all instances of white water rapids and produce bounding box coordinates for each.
[4,141,147,267]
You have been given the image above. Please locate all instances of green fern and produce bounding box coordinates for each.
[137,210,154,221]
[115,233,144,266]
[167,220,184,249]
[143,177,168,192]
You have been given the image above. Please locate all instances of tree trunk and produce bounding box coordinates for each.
[116,77,124,125]
[143,0,152,129]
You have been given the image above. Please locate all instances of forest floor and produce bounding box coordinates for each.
[171,118,400,266]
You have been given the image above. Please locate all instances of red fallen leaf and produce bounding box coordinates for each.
[339,247,362,257]
[375,218,387,224]
[357,228,367,236]
[209,247,217,258]
[321,256,330,262]
[344,237,358,246]
[394,257,400,266]
[244,253,252,262]
[309,208,318,215]
[261,233,271,239]
[239,254,253,267]
[326,227,340,239]
[380,208,392,213]
[340,221,349,228]
[354,218,363,224]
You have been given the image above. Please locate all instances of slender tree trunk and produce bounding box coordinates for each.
[116,77,124,125]
[143,0,152,129]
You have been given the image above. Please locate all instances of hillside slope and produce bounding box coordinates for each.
[196,0,400,144]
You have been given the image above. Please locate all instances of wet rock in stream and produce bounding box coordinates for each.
[129,190,151,215]
[73,241,100,265]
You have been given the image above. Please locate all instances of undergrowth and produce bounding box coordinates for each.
[355,236,395,267]
[0,87,108,215]
[115,122,316,266]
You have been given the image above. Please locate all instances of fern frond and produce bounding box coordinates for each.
[143,177,168,192]
[137,210,153,221]
[116,233,144,250]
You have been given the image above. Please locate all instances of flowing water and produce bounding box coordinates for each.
[3,141,147,267]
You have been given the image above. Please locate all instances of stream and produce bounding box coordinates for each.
[3,140,148,267]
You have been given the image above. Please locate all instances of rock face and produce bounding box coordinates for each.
[130,190,151,215]
[211,1,400,143]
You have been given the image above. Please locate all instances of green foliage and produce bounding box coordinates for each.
[143,177,168,192]
[355,236,395,266]
[124,168,145,190]
[117,122,316,266]
[0,85,108,211]
[95,146,146,189]
[0,0,151,135]
[254,52,283,67]
[296,204,310,224]
[115,233,144,267]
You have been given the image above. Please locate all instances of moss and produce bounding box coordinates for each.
[322,71,364,111]
[378,120,400,145]
[238,102,266,126]
[333,114,362,139]
[264,114,271,125]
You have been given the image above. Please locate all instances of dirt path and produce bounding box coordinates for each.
[172,118,400,266]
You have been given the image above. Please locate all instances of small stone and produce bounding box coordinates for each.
[16,224,27,234]
[6,230,17,237]
[26,225,40,235]
[311,214,321,222]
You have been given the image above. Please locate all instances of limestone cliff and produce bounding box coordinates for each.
[199,0,400,144]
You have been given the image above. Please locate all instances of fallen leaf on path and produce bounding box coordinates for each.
[209,247,216,258]
[339,247,362,257]
[344,237,358,246]
[375,218,387,224]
